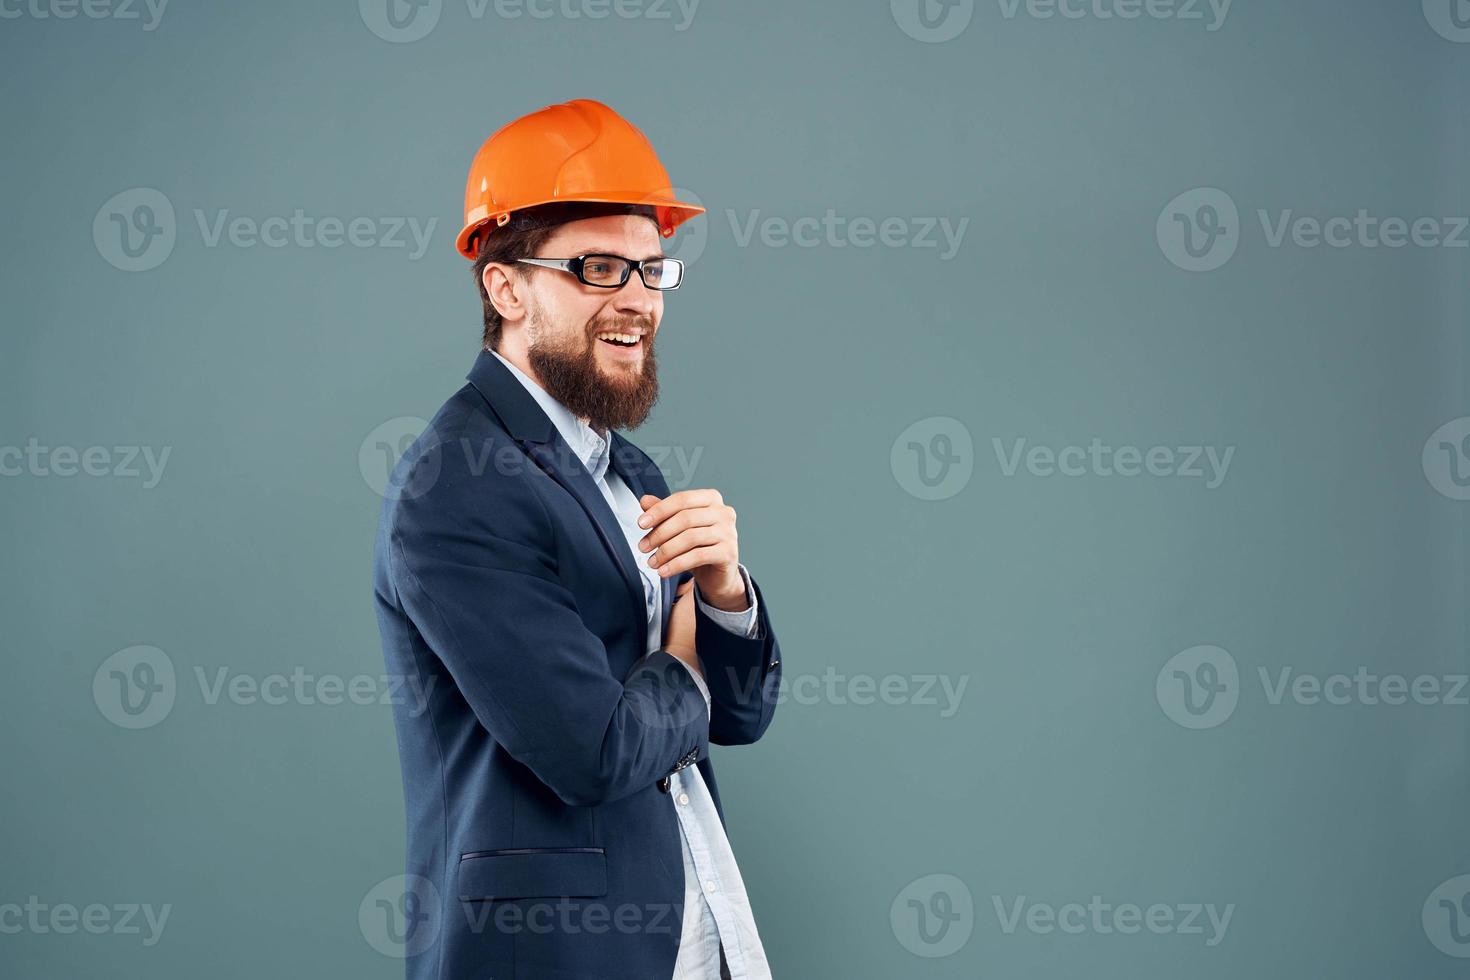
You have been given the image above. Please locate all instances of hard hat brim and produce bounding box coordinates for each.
[455,195,705,259]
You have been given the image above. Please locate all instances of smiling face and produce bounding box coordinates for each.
[486,213,665,432]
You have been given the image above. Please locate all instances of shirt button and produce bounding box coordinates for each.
[676,792,690,806]
[704,880,717,894]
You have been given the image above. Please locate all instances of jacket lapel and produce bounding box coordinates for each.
[466,351,648,637]
[608,433,677,641]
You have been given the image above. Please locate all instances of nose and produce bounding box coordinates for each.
[611,270,658,319]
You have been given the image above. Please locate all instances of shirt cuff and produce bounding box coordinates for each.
[693,563,759,639]
[674,658,712,717]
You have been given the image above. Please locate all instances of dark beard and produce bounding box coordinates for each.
[527,319,660,432]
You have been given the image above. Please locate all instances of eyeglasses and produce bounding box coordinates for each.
[516,253,685,290]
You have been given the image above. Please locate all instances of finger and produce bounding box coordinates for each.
[647,526,724,569]
[638,505,723,552]
[655,544,727,579]
[675,578,695,597]
[638,490,703,527]
[637,489,723,529]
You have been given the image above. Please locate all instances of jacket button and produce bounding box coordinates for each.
[657,776,671,793]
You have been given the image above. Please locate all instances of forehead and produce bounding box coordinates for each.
[541,213,664,258]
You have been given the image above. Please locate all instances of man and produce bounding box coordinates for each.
[373,99,783,980]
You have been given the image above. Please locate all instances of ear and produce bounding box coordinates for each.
[483,262,529,326]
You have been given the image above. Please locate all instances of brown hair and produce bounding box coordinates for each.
[471,202,660,350]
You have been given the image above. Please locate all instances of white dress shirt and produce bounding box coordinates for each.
[490,350,773,979]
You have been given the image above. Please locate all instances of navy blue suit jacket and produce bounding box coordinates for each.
[373,350,783,979]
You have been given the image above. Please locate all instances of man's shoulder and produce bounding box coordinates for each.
[420,381,506,454]
[384,383,541,515]
[373,380,556,596]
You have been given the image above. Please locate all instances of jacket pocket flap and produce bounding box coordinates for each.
[457,847,608,901]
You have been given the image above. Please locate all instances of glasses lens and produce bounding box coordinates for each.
[641,257,683,289]
[580,255,631,287]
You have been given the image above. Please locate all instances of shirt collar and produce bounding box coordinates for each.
[488,349,610,481]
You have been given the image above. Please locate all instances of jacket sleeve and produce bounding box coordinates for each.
[387,437,709,807]
[690,571,783,746]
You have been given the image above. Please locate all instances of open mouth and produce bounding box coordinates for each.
[595,330,644,351]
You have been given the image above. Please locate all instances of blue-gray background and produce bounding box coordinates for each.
[1,1,1466,976]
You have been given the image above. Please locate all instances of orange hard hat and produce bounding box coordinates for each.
[455,99,704,259]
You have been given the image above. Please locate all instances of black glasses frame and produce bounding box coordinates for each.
[516,253,685,290]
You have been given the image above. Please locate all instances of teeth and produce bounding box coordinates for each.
[596,332,640,344]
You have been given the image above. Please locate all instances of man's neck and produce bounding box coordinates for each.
[487,343,540,386]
